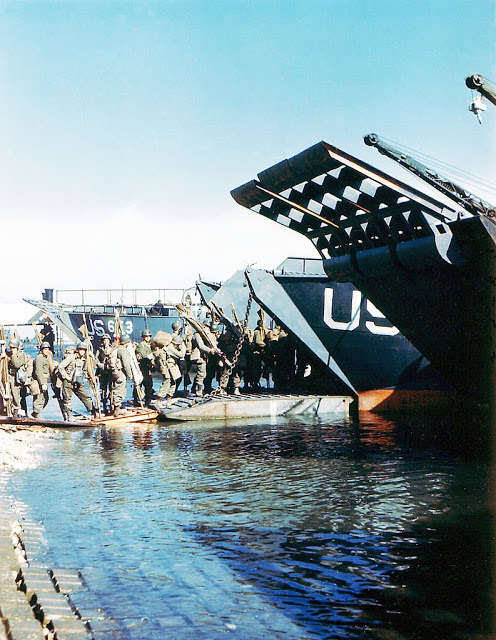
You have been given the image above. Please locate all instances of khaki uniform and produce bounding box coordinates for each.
[96,343,113,408]
[111,344,134,409]
[32,352,53,416]
[8,349,32,414]
[154,346,172,400]
[58,352,94,415]
[163,342,186,399]
[135,339,154,404]
[190,332,214,391]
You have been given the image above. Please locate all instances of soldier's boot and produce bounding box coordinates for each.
[91,406,99,419]
[196,385,203,398]
[32,412,39,419]
[12,409,19,418]
[234,388,241,396]
[65,411,73,422]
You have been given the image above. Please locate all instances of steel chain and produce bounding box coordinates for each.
[209,290,253,396]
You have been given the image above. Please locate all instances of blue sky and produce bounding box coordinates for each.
[0,0,494,304]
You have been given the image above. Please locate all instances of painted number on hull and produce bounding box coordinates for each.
[85,318,133,337]
[323,289,399,336]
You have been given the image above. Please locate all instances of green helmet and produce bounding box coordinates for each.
[171,321,183,331]
[9,338,20,348]
[102,333,111,341]
[77,342,87,350]
[120,334,130,344]
[40,341,51,350]
[171,334,183,346]
[142,329,152,338]
[209,322,219,333]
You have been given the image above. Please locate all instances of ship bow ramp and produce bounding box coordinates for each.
[231,141,496,404]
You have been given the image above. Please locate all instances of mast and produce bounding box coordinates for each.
[363,133,496,219]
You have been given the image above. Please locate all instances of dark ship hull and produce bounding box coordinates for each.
[231,141,495,411]
[24,298,191,347]
[201,260,452,411]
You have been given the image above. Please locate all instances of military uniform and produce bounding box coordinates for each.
[150,331,173,404]
[8,345,32,416]
[31,344,54,417]
[163,337,186,400]
[190,331,214,396]
[58,345,95,419]
[111,337,136,414]
[135,331,155,405]
[95,336,113,410]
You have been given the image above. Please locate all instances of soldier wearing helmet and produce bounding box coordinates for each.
[95,334,113,412]
[135,329,155,405]
[171,320,183,335]
[204,322,222,394]
[189,323,220,397]
[31,342,55,418]
[151,332,172,407]
[1,338,32,417]
[163,334,186,404]
[110,334,141,415]
[58,342,97,421]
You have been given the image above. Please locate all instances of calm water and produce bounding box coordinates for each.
[6,412,493,639]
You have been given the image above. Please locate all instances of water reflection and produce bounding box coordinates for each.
[7,413,493,639]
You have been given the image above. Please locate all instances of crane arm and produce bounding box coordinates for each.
[363,133,496,219]
[466,74,496,108]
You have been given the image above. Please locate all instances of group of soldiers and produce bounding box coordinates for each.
[0,315,302,421]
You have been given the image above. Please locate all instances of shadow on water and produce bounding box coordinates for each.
[8,409,494,639]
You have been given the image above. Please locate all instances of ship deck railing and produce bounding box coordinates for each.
[50,286,198,307]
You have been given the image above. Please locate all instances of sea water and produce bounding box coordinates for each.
[5,412,493,639]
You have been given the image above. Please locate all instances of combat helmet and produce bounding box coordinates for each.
[171,320,183,332]
[9,338,20,348]
[142,329,152,338]
[171,334,183,346]
[40,341,51,350]
[77,342,88,350]
[102,333,111,341]
[209,322,220,333]
[120,334,131,344]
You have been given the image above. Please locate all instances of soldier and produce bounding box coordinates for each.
[217,327,242,395]
[135,329,155,405]
[171,320,183,339]
[166,334,186,401]
[10,338,32,417]
[190,323,220,397]
[1,338,32,417]
[58,342,97,421]
[31,342,55,418]
[250,319,266,391]
[204,323,222,393]
[264,325,280,389]
[182,323,194,393]
[111,334,137,415]
[152,333,172,407]
[95,334,113,412]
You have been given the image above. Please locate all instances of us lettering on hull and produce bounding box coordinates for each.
[323,288,399,335]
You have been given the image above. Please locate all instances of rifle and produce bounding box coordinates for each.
[258,308,267,342]
[230,303,242,332]
[114,309,145,407]
[80,315,102,417]
[174,303,232,366]
[32,322,42,347]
